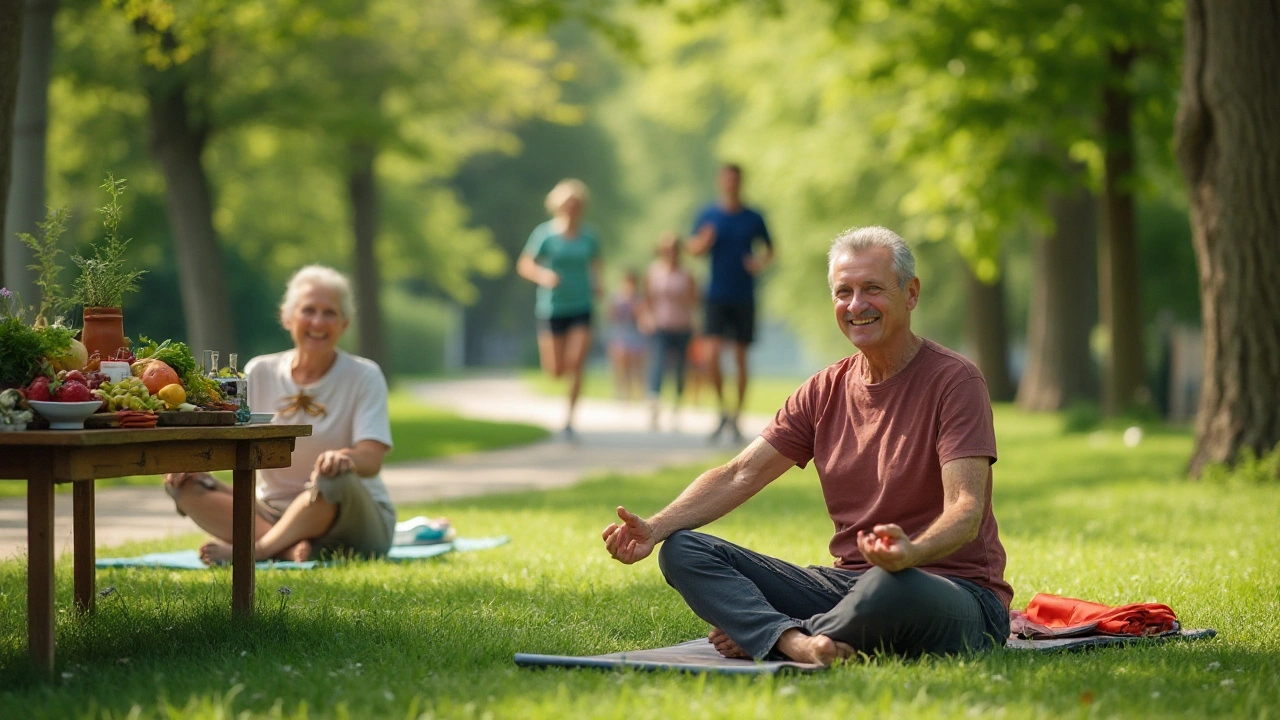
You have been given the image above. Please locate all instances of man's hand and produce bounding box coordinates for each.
[743,255,766,276]
[856,523,919,572]
[602,506,657,564]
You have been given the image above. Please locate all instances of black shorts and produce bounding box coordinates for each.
[704,301,756,345]
[539,311,592,336]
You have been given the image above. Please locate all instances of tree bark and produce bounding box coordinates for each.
[964,264,1015,402]
[1017,186,1099,411]
[348,141,386,368]
[1175,0,1280,477]
[1098,45,1148,415]
[0,2,25,285]
[3,0,56,303]
[145,75,235,360]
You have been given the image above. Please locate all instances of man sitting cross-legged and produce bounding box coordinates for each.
[602,226,1012,665]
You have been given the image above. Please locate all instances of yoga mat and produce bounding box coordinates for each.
[96,536,509,570]
[515,628,1217,675]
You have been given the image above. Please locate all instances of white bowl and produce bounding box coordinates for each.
[248,412,274,424]
[27,400,106,430]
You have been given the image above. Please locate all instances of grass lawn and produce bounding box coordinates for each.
[1,405,1277,718]
[0,388,548,500]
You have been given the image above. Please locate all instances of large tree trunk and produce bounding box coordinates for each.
[965,264,1015,402]
[3,0,56,303]
[1017,186,1098,411]
[0,2,24,284]
[1098,46,1147,415]
[347,142,386,368]
[145,76,235,360]
[1175,0,1280,478]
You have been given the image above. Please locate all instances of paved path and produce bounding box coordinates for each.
[0,376,769,560]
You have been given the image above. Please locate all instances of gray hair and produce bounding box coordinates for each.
[827,226,916,289]
[544,178,589,215]
[280,265,355,324]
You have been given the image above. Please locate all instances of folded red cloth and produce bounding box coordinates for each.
[1022,593,1178,637]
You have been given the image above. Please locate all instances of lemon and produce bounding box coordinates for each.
[157,383,187,409]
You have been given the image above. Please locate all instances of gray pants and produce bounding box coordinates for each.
[658,530,1010,660]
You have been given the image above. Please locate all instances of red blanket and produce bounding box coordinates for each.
[1011,593,1179,639]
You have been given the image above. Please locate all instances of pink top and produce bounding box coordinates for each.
[646,263,696,331]
[760,340,1012,607]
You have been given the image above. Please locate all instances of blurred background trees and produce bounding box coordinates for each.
[1,0,1275,475]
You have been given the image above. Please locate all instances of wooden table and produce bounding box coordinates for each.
[0,424,311,676]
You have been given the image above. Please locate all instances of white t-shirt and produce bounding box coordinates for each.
[244,350,395,520]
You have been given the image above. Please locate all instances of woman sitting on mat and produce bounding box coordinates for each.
[164,265,396,564]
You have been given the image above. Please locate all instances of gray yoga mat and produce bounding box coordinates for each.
[515,628,1217,675]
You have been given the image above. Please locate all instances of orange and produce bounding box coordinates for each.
[139,360,181,395]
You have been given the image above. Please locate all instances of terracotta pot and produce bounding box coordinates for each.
[82,306,127,365]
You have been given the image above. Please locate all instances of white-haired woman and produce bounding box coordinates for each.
[517,178,602,438]
[164,265,396,564]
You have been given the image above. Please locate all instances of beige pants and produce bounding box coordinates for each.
[170,470,394,559]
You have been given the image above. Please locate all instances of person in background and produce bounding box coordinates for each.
[608,269,648,401]
[641,232,699,431]
[164,265,396,564]
[687,163,773,444]
[517,178,602,439]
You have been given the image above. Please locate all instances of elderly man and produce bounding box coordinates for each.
[602,226,1011,665]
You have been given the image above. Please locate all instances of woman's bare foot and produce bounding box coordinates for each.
[774,628,854,666]
[199,540,233,565]
[708,628,751,659]
[276,540,312,563]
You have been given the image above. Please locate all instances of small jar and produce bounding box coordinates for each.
[100,361,131,383]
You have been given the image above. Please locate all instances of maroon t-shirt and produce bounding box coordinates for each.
[761,339,1013,607]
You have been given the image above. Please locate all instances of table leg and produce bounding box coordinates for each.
[28,475,55,676]
[231,455,256,617]
[73,481,96,614]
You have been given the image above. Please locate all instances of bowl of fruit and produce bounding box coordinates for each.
[24,370,109,429]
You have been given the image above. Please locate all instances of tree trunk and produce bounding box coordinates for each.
[1017,186,1098,411]
[0,2,24,285]
[964,264,1015,402]
[348,142,385,369]
[1098,46,1148,415]
[1175,0,1280,478]
[145,76,235,360]
[3,0,56,303]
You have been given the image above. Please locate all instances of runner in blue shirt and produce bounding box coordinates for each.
[687,163,774,443]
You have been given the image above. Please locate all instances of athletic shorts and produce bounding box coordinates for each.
[538,311,592,336]
[166,470,394,559]
[704,301,756,345]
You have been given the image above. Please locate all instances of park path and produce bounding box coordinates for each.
[0,376,770,560]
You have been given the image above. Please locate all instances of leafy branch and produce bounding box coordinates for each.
[70,174,147,309]
[17,206,71,326]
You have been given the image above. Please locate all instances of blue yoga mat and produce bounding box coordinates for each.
[96,536,509,570]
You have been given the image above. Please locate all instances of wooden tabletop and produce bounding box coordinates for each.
[0,423,311,447]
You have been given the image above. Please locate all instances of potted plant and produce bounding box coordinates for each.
[69,174,146,362]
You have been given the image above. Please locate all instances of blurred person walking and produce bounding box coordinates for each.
[688,163,774,443]
[641,232,699,431]
[607,269,648,401]
[517,179,602,439]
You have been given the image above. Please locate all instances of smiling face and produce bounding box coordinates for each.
[283,284,349,356]
[830,247,919,356]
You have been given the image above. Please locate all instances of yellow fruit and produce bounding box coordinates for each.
[49,339,89,372]
[157,383,186,409]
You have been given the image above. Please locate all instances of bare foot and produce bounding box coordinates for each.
[199,540,233,565]
[277,540,312,563]
[774,629,855,666]
[708,628,751,659]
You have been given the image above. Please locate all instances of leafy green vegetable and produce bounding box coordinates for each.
[181,370,224,407]
[134,335,197,377]
[0,318,44,388]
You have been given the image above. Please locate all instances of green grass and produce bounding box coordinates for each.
[1,405,1277,718]
[523,367,808,417]
[0,389,548,499]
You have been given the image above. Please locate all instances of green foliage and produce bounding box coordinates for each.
[180,369,223,407]
[1200,443,1280,485]
[69,175,147,309]
[133,335,198,378]
[0,318,45,388]
[16,206,72,324]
